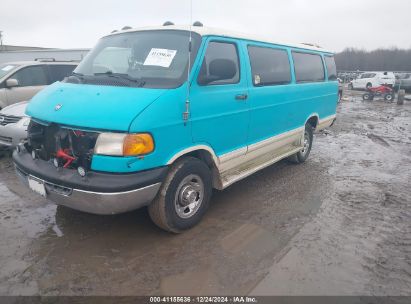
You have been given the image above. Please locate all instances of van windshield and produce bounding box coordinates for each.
[74,30,201,89]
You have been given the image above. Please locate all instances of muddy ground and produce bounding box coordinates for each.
[0,89,410,296]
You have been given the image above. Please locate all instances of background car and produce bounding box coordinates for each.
[394,73,411,92]
[0,101,29,148]
[0,60,77,110]
[348,71,395,90]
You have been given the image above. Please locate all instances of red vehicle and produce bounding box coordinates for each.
[362,84,394,101]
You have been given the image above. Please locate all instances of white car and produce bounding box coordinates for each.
[349,72,395,90]
[0,101,29,148]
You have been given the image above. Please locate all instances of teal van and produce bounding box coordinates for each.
[13,24,337,232]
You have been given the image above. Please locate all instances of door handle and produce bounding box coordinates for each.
[235,94,248,101]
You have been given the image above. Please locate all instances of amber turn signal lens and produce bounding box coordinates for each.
[123,133,154,156]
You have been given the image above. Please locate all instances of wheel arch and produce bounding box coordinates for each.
[305,114,319,130]
[166,145,222,189]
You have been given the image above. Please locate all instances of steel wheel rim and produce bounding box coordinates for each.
[300,131,310,156]
[174,174,204,219]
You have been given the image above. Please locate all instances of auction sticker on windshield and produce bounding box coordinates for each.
[28,177,47,197]
[143,48,177,68]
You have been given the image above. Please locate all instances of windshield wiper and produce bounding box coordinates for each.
[94,71,146,87]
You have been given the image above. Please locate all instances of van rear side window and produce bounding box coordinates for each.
[324,56,337,81]
[247,46,291,86]
[292,52,325,83]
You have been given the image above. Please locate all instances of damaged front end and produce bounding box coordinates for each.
[25,120,99,174]
[13,120,166,215]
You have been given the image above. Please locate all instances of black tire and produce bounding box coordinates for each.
[288,125,314,164]
[363,93,372,101]
[384,93,394,102]
[148,157,212,233]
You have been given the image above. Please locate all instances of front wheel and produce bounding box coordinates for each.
[148,157,212,233]
[288,125,313,164]
[363,93,373,101]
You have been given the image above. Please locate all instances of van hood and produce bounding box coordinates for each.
[26,82,167,132]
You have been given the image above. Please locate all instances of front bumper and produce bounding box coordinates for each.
[0,122,27,148]
[13,150,167,215]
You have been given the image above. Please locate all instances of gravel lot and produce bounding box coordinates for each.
[0,88,410,296]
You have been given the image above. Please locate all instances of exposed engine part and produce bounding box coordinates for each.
[56,149,76,168]
[26,121,99,171]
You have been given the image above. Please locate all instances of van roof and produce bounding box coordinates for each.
[106,25,334,54]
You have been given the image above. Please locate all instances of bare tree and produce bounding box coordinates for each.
[335,48,411,71]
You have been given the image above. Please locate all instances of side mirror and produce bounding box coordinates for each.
[199,59,237,85]
[6,79,19,88]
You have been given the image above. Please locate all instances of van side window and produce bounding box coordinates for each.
[324,56,337,81]
[292,52,325,83]
[197,41,240,86]
[11,66,48,87]
[247,46,291,86]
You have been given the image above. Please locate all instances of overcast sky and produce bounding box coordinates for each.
[1,0,410,52]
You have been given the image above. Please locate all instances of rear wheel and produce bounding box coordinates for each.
[148,157,212,233]
[288,125,313,164]
[384,93,394,102]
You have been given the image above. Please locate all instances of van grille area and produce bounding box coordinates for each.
[26,121,99,171]
[0,114,21,126]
